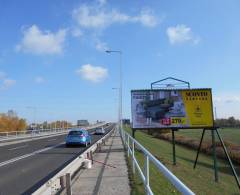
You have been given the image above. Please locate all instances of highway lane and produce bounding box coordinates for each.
[0,134,67,164]
[0,124,114,195]
[0,126,103,163]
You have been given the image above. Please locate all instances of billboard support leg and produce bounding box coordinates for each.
[215,128,240,189]
[194,129,206,169]
[211,129,218,182]
[172,129,176,165]
[132,129,135,138]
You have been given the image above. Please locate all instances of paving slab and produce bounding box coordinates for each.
[71,130,130,195]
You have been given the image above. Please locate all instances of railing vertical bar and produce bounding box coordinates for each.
[132,139,135,174]
[127,135,130,157]
[144,155,150,195]
[121,129,195,195]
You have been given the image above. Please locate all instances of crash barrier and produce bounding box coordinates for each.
[120,128,195,195]
[33,125,115,195]
[0,123,106,142]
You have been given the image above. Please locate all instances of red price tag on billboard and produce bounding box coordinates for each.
[160,118,171,125]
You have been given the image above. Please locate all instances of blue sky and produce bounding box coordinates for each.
[0,0,240,123]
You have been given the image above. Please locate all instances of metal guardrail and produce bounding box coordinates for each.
[120,128,195,195]
[33,125,115,195]
[0,123,106,142]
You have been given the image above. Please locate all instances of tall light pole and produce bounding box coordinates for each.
[26,106,37,130]
[112,87,119,123]
[106,50,123,130]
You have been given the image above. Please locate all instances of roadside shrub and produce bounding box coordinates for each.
[147,132,240,165]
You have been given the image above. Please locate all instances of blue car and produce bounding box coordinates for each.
[65,129,91,147]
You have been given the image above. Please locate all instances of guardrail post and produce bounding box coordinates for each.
[90,151,93,164]
[144,155,150,195]
[125,132,127,147]
[97,143,101,152]
[60,175,66,188]
[121,130,124,145]
[132,140,135,174]
[87,152,90,160]
[66,173,72,195]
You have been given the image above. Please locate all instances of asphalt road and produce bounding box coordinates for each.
[0,124,114,195]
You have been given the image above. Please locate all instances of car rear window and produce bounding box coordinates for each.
[69,131,83,135]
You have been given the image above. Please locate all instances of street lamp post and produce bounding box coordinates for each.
[106,50,123,131]
[112,87,119,125]
[26,106,37,130]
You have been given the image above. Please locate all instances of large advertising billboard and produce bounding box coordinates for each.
[131,89,214,129]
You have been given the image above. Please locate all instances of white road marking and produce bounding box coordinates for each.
[8,145,28,151]
[0,132,68,147]
[47,138,57,142]
[0,142,64,168]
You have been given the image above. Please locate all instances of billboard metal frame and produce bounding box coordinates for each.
[151,77,190,90]
[130,77,240,190]
[131,88,215,130]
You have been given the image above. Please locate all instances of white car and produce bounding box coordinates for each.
[95,127,105,135]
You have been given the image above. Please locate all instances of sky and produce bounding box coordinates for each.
[0,0,240,124]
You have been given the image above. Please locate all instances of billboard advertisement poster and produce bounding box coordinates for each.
[131,89,214,129]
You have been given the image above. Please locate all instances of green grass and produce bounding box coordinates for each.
[126,154,145,195]
[177,128,240,146]
[127,149,180,195]
[124,127,240,195]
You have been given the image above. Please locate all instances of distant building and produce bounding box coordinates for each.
[7,110,17,117]
[77,120,89,127]
[28,123,37,130]
[122,119,130,125]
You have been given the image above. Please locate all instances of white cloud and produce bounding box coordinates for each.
[95,39,108,52]
[35,76,45,84]
[214,95,240,104]
[71,4,159,52]
[213,93,240,119]
[132,9,158,27]
[1,79,16,90]
[166,24,200,45]
[76,64,108,83]
[213,97,222,103]
[16,25,67,55]
[97,0,107,6]
[0,71,16,90]
[71,27,83,38]
[72,5,158,30]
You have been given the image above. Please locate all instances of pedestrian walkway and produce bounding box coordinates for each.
[71,129,131,195]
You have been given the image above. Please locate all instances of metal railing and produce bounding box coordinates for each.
[120,128,195,195]
[33,125,115,195]
[0,123,106,142]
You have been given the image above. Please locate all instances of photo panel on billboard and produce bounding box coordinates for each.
[131,89,214,129]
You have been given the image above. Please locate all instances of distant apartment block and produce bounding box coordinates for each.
[77,120,89,127]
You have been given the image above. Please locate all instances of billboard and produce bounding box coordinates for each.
[131,89,214,129]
